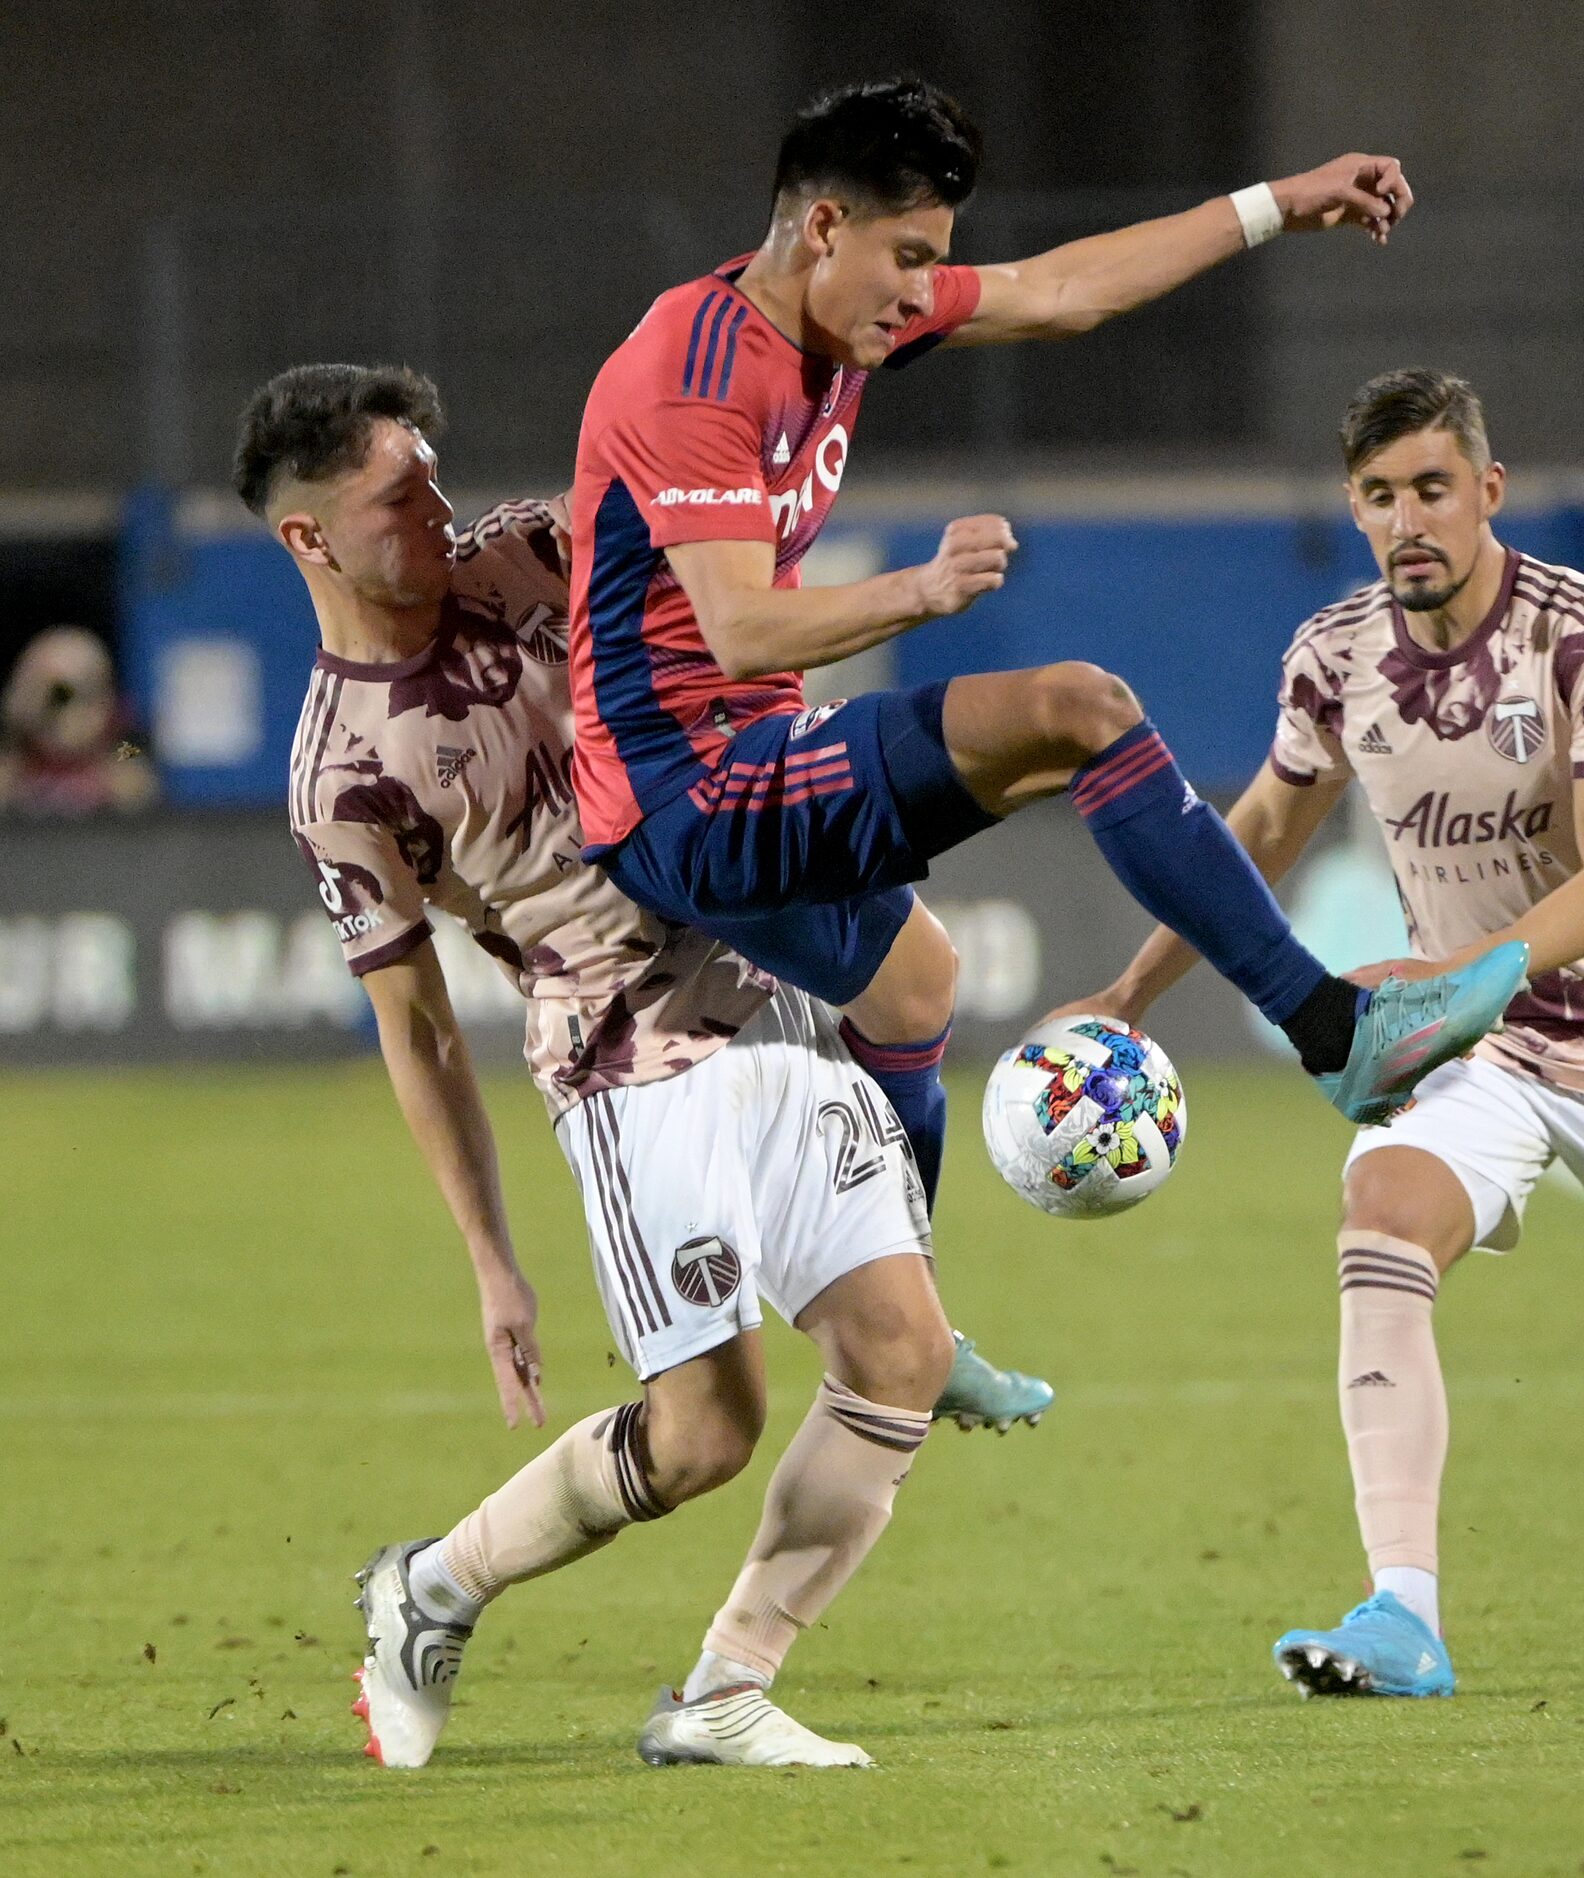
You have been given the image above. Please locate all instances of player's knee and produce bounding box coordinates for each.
[1027,661,1142,760]
[830,1311,955,1413]
[848,905,958,1043]
[1341,1165,1414,1241]
[1341,1151,1468,1270]
[641,1394,763,1506]
[888,918,959,1039]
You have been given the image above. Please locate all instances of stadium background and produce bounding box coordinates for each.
[3,0,1584,1066]
[5,9,1584,1875]
[4,0,1582,1066]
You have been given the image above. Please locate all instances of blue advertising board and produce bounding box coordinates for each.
[120,489,1584,807]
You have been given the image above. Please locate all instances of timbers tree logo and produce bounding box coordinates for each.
[516,602,568,667]
[670,1236,742,1308]
[1488,694,1545,764]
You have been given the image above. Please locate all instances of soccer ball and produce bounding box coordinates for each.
[982,1015,1186,1220]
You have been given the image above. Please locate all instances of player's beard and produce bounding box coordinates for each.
[360,555,453,613]
[1390,554,1473,613]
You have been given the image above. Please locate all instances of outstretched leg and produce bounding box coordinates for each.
[935,663,1526,1118]
[353,1336,766,1768]
[942,664,1362,1065]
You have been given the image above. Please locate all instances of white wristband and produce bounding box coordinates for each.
[1230,182,1284,248]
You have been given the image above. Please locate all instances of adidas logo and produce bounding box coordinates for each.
[772,431,791,468]
[436,745,476,789]
[1417,1651,1437,1674]
[1347,1370,1395,1388]
[1359,722,1393,755]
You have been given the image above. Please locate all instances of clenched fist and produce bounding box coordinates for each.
[1273,154,1413,247]
[912,514,1019,619]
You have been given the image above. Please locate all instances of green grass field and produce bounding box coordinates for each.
[5,1062,1583,1877]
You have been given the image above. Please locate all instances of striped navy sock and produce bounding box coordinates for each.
[1071,721,1330,1028]
[838,1018,948,1212]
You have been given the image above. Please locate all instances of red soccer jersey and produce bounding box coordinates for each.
[568,254,982,849]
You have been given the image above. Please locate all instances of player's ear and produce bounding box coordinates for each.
[1344,480,1367,534]
[802,196,845,258]
[278,509,336,569]
[1481,460,1506,521]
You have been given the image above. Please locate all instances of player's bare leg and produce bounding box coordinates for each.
[1274,1145,1471,1698]
[842,896,957,1048]
[353,1337,766,1768]
[648,1255,953,1768]
[941,661,1143,812]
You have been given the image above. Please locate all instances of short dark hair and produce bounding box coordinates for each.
[1340,367,1491,477]
[772,78,981,217]
[231,363,444,516]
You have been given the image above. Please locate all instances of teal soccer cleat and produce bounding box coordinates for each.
[1273,1590,1455,1698]
[932,1331,1054,1432]
[1316,941,1529,1126]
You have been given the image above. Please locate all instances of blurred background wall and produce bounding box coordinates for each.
[4,0,1581,487]
[2,0,1579,1063]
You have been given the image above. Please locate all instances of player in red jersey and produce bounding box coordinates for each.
[570,77,1524,1209]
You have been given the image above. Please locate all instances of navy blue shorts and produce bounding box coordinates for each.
[596,682,998,1005]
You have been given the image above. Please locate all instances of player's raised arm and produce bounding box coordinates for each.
[948,154,1413,347]
[666,516,1017,679]
[1071,759,1348,1026]
[361,942,546,1430]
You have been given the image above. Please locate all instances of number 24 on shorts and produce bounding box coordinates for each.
[819,1082,913,1194]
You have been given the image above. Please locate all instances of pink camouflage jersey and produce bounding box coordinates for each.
[288,498,773,1115]
[1272,547,1584,1090]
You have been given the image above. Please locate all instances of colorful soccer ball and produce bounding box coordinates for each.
[982,1015,1186,1219]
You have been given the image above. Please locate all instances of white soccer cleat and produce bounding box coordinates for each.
[636,1682,873,1768]
[351,1539,472,1769]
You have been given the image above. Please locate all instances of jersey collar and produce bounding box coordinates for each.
[314,592,463,681]
[711,254,828,364]
[1388,545,1521,672]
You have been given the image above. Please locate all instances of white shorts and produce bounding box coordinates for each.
[554,985,931,1380]
[1343,1052,1584,1251]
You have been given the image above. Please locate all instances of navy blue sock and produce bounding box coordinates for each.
[1070,721,1331,1030]
[838,1018,949,1213]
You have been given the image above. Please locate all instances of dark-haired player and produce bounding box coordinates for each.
[238,362,1045,1771]
[1075,368,1584,1698]
[569,78,1524,1217]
